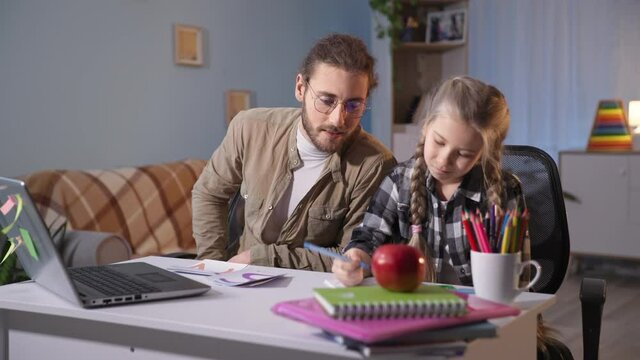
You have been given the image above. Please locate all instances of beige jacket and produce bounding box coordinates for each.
[192,107,396,271]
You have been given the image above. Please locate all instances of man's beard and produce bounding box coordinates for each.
[300,101,357,153]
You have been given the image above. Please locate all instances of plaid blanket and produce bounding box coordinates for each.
[24,159,206,257]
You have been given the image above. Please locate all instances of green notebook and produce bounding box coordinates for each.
[313,285,467,320]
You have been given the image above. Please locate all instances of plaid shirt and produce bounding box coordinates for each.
[345,158,525,286]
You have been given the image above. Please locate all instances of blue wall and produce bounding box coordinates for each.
[468,0,640,159]
[0,0,373,176]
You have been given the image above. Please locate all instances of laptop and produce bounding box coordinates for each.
[0,176,210,308]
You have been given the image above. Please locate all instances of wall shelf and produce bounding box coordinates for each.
[389,0,469,160]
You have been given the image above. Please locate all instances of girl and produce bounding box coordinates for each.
[332,76,570,359]
[332,75,527,287]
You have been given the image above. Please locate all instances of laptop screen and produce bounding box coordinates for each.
[0,177,81,305]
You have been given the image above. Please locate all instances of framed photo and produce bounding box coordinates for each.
[174,24,204,66]
[426,8,467,45]
[226,90,252,125]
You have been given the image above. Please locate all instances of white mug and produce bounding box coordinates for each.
[470,250,542,304]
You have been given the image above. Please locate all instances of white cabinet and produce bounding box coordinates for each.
[560,151,640,258]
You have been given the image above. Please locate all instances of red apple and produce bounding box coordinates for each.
[372,244,426,292]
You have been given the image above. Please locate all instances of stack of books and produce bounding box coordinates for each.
[324,320,498,357]
[271,284,520,358]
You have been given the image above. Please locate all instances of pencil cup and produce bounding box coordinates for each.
[470,250,541,304]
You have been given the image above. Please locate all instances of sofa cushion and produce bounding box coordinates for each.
[24,159,206,257]
[61,230,132,266]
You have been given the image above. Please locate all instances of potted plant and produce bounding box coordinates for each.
[369,0,419,46]
[0,244,27,285]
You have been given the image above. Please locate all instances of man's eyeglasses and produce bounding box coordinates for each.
[305,81,368,118]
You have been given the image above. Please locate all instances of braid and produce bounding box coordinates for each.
[410,138,428,226]
[482,143,504,208]
[408,138,437,282]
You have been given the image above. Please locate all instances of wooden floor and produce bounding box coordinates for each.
[542,256,640,360]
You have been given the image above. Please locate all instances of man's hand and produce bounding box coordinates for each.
[228,249,251,264]
[331,248,371,287]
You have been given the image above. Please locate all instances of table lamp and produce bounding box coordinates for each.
[629,101,640,150]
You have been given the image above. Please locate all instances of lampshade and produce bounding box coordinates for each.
[629,101,640,131]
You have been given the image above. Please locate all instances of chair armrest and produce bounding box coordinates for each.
[60,230,132,267]
[580,277,607,360]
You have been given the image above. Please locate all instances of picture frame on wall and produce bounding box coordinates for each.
[226,90,252,125]
[426,8,467,45]
[174,24,204,66]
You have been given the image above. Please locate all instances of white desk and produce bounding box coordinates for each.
[0,256,555,360]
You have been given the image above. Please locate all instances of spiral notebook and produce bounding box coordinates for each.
[314,285,467,319]
[272,293,520,344]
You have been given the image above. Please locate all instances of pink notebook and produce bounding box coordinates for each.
[271,293,520,344]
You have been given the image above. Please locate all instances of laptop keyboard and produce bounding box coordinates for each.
[69,266,161,296]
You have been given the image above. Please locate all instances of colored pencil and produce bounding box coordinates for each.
[462,209,480,252]
[475,209,492,253]
[489,205,496,251]
[464,206,528,254]
[510,213,519,253]
[303,242,370,270]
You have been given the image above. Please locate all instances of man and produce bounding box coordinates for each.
[192,33,396,271]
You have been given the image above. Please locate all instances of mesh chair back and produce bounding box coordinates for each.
[225,192,245,260]
[502,145,570,294]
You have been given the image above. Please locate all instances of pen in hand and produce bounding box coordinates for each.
[303,242,370,270]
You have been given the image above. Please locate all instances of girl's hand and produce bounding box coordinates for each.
[331,248,371,287]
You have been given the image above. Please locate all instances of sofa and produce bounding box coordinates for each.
[23,159,206,267]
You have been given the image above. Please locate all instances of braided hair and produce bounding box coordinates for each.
[408,76,510,281]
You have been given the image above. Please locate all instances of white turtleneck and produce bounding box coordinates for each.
[262,126,331,243]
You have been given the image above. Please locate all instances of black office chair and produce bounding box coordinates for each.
[224,191,244,260]
[502,145,606,360]
[167,191,245,260]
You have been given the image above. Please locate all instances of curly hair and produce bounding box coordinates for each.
[299,33,378,95]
